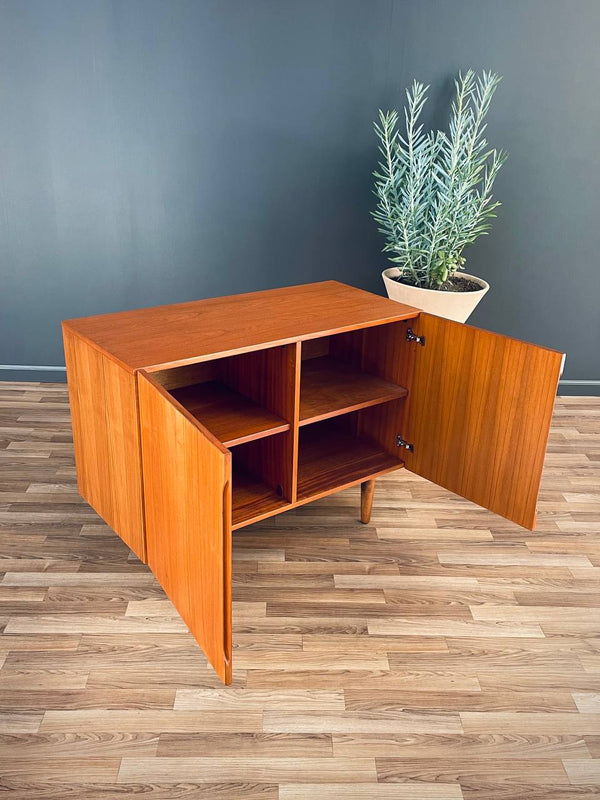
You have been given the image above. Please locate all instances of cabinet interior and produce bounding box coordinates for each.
[297,412,403,503]
[230,432,292,528]
[150,318,416,528]
[153,344,295,448]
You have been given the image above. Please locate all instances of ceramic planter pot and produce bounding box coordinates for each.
[382,267,489,323]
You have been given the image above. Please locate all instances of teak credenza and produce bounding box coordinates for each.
[62,281,564,683]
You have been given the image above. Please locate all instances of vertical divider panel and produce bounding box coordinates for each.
[221,343,299,505]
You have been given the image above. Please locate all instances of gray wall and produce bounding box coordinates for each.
[1,0,598,390]
[389,0,600,392]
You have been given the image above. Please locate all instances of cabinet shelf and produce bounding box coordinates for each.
[299,356,407,426]
[297,420,402,502]
[171,381,290,447]
[232,465,290,528]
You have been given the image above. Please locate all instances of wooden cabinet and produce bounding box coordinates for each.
[62,281,564,684]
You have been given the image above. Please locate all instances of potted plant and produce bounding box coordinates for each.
[373,70,507,322]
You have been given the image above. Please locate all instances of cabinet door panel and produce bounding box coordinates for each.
[138,371,232,683]
[404,314,563,529]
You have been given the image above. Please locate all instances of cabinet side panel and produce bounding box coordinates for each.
[62,327,146,562]
[63,327,114,526]
[63,327,89,503]
[138,372,232,684]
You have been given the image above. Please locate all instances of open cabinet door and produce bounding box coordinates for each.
[403,314,564,530]
[138,371,232,683]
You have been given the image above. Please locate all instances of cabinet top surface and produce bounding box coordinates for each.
[63,281,419,372]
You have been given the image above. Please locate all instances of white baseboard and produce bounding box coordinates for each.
[0,365,598,389]
[559,380,600,386]
[0,365,66,372]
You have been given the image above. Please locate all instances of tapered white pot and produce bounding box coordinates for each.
[382,267,489,323]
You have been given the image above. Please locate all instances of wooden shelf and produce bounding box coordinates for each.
[232,465,290,528]
[297,421,402,502]
[171,381,290,447]
[300,356,407,426]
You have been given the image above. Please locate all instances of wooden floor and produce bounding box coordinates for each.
[1,382,599,799]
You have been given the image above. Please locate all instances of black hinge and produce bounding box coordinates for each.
[396,435,414,452]
[406,328,425,347]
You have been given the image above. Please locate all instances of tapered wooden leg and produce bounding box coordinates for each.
[360,479,376,524]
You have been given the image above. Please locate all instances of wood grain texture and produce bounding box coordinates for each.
[170,381,290,447]
[403,313,564,529]
[62,327,146,561]
[221,343,298,427]
[235,433,293,509]
[361,479,376,524]
[63,281,418,373]
[63,286,565,701]
[279,784,463,799]
[137,372,232,683]
[230,343,300,515]
[297,420,403,502]
[232,435,292,529]
[358,319,416,457]
[299,356,407,425]
[3,386,598,798]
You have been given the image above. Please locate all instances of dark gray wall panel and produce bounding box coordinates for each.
[0,0,393,370]
[385,0,600,385]
[1,0,598,388]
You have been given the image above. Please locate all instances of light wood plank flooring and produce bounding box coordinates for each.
[0,381,599,799]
